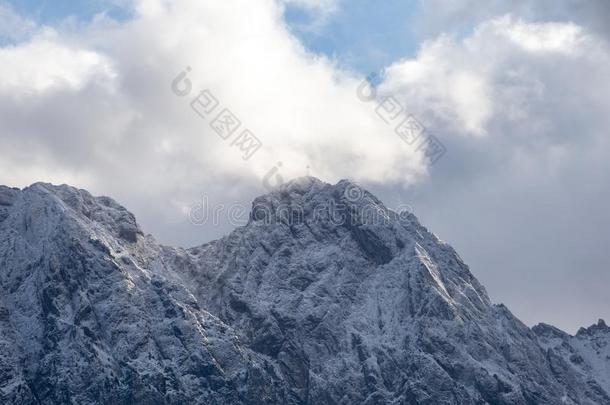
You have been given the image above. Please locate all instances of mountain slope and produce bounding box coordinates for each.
[0,179,608,404]
[0,184,290,404]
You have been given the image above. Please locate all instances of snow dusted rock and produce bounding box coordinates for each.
[175,178,610,404]
[0,186,19,223]
[0,178,608,404]
[0,183,290,405]
[534,319,610,402]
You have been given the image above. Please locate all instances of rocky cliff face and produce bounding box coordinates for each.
[0,183,290,405]
[0,179,608,404]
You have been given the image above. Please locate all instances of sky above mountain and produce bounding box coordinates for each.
[0,0,609,334]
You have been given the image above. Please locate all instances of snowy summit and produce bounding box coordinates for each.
[0,178,608,404]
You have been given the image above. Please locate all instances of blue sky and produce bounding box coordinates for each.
[5,0,130,24]
[5,0,420,74]
[284,0,420,74]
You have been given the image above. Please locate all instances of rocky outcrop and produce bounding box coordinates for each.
[0,179,608,404]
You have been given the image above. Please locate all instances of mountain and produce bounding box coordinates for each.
[0,178,608,404]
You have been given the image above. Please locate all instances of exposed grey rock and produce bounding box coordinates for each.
[0,178,608,404]
[0,183,289,404]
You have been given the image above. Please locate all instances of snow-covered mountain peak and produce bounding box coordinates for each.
[532,322,571,339]
[577,319,610,337]
[255,177,383,209]
[13,182,144,245]
[1,179,609,404]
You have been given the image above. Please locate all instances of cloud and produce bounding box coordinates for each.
[381,36,494,136]
[415,0,610,42]
[0,0,428,245]
[278,0,340,34]
[381,16,609,138]
[280,0,338,13]
[1,0,609,333]
[0,31,116,94]
[0,2,37,43]
[378,15,610,332]
[500,19,583,53]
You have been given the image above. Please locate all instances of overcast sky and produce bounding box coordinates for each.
[0,0,608,334]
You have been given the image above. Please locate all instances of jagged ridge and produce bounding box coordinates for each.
[0,179,608,404]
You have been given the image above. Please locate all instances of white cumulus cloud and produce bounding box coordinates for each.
[0,0,428,245]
